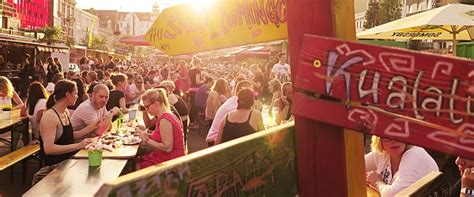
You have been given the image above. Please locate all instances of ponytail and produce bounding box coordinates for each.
[46,92,56,109]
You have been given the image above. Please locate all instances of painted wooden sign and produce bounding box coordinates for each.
[293,35,474,159]
[95,123,297,197]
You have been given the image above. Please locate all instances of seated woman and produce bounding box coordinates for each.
[136,88,185,169]
[0,76,24,110]
[39,80,99,167]
[25,82,48,144]
[365,136,439,196]
[215,88,265,144]
[106,74,129,119]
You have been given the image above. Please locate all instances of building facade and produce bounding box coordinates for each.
[117,12,155,36]
[9,0,50,30]
[0,0,20,29]
[49,0,75,41]
[74,7,98,46]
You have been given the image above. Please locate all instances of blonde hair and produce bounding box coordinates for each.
[371,135,413,154]
[141,88,170,111]
[0,76,14,98]
[159,80,176,92]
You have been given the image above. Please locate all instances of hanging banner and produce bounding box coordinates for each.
[145,0,288,56]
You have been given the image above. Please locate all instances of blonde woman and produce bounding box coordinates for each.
[0,76,24,110]
[365,136,439,196]
[136,88,185,169]
[205,78,230,121]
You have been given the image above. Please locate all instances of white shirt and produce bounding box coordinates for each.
[271,63,291,80]
[27,99,46,135]
[365,146,439,197]
[46,83,55,93]
[70,99,107,138]
[206,96,238,142]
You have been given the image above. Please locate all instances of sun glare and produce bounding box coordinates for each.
[189,0,215,10]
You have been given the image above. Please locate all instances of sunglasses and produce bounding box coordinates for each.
[143,102,154,109]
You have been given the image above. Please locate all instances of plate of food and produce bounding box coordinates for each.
[123,135,142,145]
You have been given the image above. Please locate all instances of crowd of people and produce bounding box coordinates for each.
[2,51,473,196]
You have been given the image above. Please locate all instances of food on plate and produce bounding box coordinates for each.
[123,135,142,145]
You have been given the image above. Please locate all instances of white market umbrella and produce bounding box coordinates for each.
[357,3,474,55]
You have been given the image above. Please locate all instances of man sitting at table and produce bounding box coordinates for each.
[71,84,116,139]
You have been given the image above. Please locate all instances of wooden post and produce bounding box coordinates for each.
[287,0,366,196]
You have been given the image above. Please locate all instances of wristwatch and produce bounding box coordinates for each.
[461,188,474,196]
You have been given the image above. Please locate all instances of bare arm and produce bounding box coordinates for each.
[40,111,85,155]
[253,111,265,131]
[215,115,227,145]
[142,110,157,128]
[12,91,24,110]
[147,119,174,152]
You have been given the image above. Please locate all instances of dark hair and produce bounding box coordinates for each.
[72,78,86,100]
[81,70,89,78]
[111,73,127,86]
[237,88,255,109]
[88,71,98,81]
[79,57,88,65]
[46,80,76,109]
[52,73,64,84]
[96,70,104,80]
[27,82,48,115]
[278,52,286,58]
[213,78,228,95]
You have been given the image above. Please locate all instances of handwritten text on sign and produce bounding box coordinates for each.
[145,0,288,55]
[294,35,474,159]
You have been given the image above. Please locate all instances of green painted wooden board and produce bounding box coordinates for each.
[96,123,298,197]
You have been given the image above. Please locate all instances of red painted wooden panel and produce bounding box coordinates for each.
[293,35,474,159]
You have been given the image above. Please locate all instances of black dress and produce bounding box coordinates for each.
[39,108,77,166]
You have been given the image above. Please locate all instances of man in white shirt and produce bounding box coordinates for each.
[205,80,254,146]
[71,84,113,139]
[271,53,291,82]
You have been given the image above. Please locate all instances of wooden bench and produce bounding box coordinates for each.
[0,144,40,184]
[396,171,451,197]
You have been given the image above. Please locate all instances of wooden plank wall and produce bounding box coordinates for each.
[95,122,297,197]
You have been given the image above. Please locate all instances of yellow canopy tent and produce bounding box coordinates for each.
[144,0,288,56]
[357,3,474,56]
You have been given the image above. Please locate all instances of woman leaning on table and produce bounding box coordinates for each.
[39,80,100,167]
[135,88,185,169]
[0,76,24,110]
[365,136,439,196]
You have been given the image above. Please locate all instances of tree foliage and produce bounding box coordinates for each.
[89,35,109,51]
[365,1,381,29]
[379,0,402,24]
[38,25,62,44]
[364,0,402,29]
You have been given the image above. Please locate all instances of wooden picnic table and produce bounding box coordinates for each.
[0,109,27,130]
[0,109,29,152]
[73,143,139,159]
[23,159,127,197]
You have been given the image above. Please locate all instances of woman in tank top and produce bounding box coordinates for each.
[215,88,265,144]
[136,88,185,169]
[39,80,100,166]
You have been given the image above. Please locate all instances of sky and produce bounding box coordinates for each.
[75,0,192,12]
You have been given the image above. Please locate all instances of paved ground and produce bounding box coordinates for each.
[0,127,209,197]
